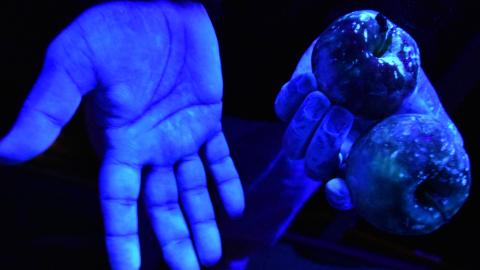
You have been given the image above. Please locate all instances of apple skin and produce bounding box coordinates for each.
[312,10,420,119]
[345,114,470,235]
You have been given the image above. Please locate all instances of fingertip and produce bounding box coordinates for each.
[275,73,320,122]
[0,108,63,165]
[322,106,354,137]
[231,201,246,219]
[105,235,141,270]
[283,91,331,159]
[204,133,246,219]
[293,72,318,95]
[274,82,292,121]
[195,222,222,267]
[163,239,201,270]
[221,177,245,219]
[325,178,353,211]
[301,91,331,120]
[201,251,222,268]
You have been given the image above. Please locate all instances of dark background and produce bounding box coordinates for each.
[1,0,479,269]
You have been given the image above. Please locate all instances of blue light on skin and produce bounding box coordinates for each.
[0,3,471,269]
[0,1,244,269]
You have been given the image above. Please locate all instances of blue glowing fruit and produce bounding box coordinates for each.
[312,10,420,119]
[346,114,470,234]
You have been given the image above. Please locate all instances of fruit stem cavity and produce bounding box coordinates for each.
[415,181,449,222]
[374,13,393,57]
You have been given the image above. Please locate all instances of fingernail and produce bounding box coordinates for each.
[326,178,353,210]
[303,92,330,120]
[296,73,318,94]
[323,106,353,136]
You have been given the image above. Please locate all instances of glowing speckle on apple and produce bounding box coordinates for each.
[346,114,471,235]
[312,10,420,119]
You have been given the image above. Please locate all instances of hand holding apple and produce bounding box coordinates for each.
[275,10,471,235]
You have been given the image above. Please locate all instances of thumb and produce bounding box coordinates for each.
[325,178,353,211]
[0,26,95,164]
[290,38,319,79]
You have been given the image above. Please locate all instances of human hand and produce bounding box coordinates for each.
[275,10,470,234]
[0,1,244,269]
[274,41,356,211]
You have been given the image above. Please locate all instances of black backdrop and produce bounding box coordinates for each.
[1,0,479,268]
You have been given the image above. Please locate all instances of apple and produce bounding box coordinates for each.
[310,10,470,235]
[345,114,471,234]
[312,10,420,119]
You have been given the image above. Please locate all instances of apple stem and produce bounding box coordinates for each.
[374,13,394,57]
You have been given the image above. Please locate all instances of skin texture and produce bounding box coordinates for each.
[276,10,470,235]
[0,1,245,269]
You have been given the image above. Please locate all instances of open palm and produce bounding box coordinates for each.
[0,1,244,269]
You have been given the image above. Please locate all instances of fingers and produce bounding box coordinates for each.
[176,155,221,267]
[205,131,245,218]
[274,38,321,123]
[99,156,142,270]
[283,92,331,159]
[0,36,94,164]
[325,178,353,211]
[305,106,353,179]
[275,73,318,122]
[144,166,200,270]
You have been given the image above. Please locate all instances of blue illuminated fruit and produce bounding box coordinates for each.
[312,10,420,119]
[346,114,470,234]
[310,10,471,234]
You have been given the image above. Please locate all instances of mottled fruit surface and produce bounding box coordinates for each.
[346,114,470,234]
[312,10,420,119]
